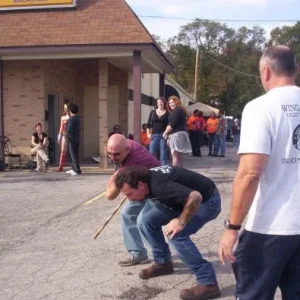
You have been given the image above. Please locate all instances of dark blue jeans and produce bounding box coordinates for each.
[149,133,169,165]
[233,230,300,300]
[137,188,221,285]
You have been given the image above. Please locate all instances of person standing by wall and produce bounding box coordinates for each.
[57,104,69,171]
[147,97,170,165]
[31,123,49,172]
[219,45,300,300]
[66,103,81,176]
[206,112,218,156]
[163,96,192,167]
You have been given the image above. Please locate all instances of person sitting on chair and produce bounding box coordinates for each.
[31,123,49,172]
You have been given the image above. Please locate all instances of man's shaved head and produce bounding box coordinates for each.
[107,134,127,151]
[107,134,130,164]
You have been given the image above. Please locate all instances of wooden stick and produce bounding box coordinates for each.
[94,196,127,240]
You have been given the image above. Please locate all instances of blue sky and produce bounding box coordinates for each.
[126,0,298,40]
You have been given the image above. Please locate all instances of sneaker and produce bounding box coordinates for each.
[118,256,150,267]
[69,170,78,176]
[91,156,100,163]
[66,170,73,174]
[35,168,43,172]
[139,261,174,279]
[180,283,221,300]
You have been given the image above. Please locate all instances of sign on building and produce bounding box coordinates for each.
[0,0,77,11]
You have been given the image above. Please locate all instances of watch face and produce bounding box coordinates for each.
[224,219,230,229]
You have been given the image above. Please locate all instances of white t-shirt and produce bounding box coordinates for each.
[239,86,300,235]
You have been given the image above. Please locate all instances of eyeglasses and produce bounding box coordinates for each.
[107,152,121,157]
[107,148,126,157]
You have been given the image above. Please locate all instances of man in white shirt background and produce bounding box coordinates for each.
[219,45,300,300]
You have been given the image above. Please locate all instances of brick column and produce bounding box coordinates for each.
[99,59,109,169]
[133,50,142,143]
[119,82,128,136]
[0,60,4,171]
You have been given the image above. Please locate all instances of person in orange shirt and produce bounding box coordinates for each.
[186,109,199,156]
[206,112,219,156]
[140,123,150,150]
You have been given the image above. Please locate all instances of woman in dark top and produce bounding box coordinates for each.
[31,123,49,171]
[163,96,192,167]
[147,97,170,165]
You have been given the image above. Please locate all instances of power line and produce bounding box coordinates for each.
[203,52,260,78]
[138,15,299,23]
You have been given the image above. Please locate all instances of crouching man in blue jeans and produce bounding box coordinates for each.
[115,165,222,300]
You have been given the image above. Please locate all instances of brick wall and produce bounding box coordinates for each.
[3,58,129,167]
[3,60,45,158]
[108,64,128,135]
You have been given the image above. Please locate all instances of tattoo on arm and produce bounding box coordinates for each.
[179,191,202,225]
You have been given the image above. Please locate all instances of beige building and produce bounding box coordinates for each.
[0,0,175,169]
[128,74,195,135]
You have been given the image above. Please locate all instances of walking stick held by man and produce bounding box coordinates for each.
[94,196,127,240]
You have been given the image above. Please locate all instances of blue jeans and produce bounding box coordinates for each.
[214,135,226,155]
[137,189,222,285]
[149,133,169,165]
[233,134,240,149]
[120,199,148,258]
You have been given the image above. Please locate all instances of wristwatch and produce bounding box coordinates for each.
[224,219,241,230]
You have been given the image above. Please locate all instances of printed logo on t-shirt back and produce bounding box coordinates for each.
[282,124,300,164]
[293,124,300,151]
[151,165,172,174]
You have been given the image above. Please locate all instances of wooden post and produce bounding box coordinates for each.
[133,50,142,143]
[194,47,200,101]
[0,60,4,171]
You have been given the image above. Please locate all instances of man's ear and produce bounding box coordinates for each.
[265,65,272,82]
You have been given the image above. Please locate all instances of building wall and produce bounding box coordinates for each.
[127,73,194,135]
[128,73,160,135]
[3,60,45,157]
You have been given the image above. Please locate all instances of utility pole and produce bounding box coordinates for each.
[194,46,200,101]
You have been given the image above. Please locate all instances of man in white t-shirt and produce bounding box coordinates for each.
[219,45,300,300]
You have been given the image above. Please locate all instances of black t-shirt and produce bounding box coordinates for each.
[148,166,216,211]
[66,115,81,142]
[169,107,187,133]
[32,132,48,144]
[147,110,170,134]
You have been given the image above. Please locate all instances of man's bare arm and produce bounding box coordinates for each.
[179,191,202,225]
[229,153,269,225]
[105,171,120,200]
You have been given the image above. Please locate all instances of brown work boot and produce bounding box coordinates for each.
[180,284,221,300]
[139,262,174,279]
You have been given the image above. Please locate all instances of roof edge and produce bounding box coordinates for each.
[123,0,174,72]
[0,43,174,72]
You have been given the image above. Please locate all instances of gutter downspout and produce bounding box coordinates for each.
[0,59,4,171]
